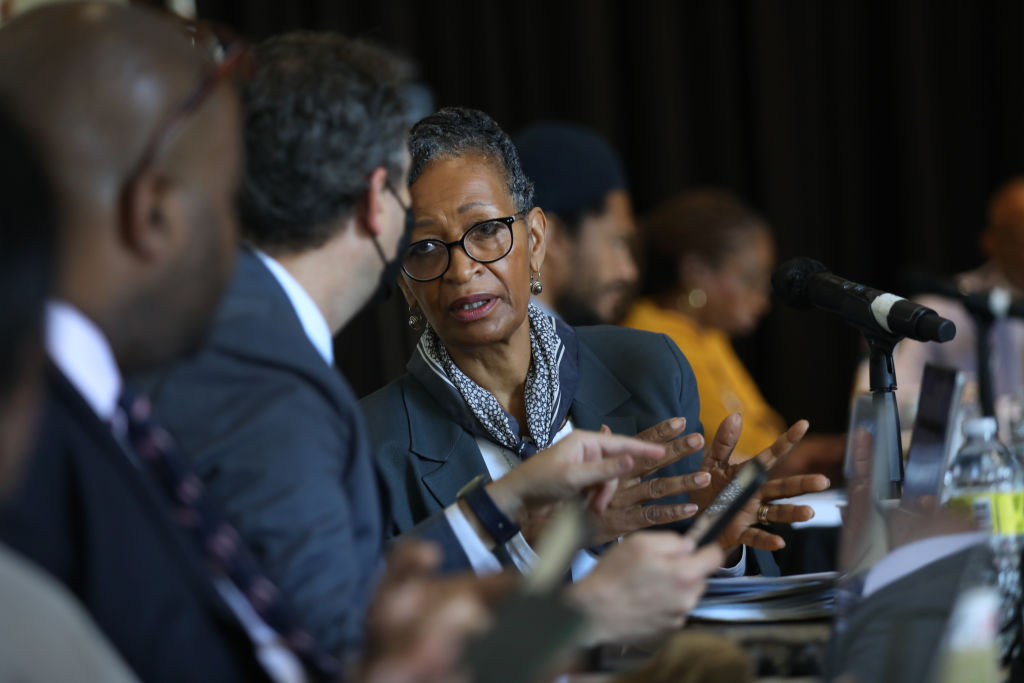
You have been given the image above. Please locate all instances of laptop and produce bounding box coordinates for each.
[901,364,966,503]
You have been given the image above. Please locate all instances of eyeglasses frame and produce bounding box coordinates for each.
[122,20,251,189]
[401,213,524,282]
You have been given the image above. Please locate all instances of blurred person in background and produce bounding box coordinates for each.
[513,121,639,326]
[852,177,1024,438]
[0,99,138,683]
[624,188,844,479]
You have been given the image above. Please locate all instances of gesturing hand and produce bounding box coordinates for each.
[482,429,669,548]
[691,414,831,551]
[586,418,710,544]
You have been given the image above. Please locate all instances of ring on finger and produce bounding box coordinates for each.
[757,503,771,524]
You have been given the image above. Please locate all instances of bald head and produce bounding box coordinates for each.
[983,177,1024,290]
[0,2,243,372]
[0,2,208,205]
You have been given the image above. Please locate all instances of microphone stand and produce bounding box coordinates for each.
[968,312,997,418]
[864,330,904,498]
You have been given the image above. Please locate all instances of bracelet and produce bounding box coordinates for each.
[458,474,521,545]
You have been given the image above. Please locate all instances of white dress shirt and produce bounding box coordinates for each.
[45,301,306,683]
[255,250,334,366]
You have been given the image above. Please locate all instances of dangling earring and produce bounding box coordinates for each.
[407,305,426,330]
[530,271,544,296]
[686,288,707,309]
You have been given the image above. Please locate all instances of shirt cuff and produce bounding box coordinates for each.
[715,545,747,577]
[444,503,503,575]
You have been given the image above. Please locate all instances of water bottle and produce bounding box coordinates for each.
[1006,390,1024,466]
[943,416,1024,660]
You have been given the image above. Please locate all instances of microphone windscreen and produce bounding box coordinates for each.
[771,257,830,308]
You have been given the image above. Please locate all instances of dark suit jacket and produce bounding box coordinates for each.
[0,367,267,683]
[361,325,705,536]
[149,248,470,657]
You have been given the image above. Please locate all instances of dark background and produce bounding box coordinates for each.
[195,0,1024,434]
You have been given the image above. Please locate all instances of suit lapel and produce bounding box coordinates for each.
[48,368,239,623]
[403,380,488,509]
[570,341,638,436]
[405,334,644,511]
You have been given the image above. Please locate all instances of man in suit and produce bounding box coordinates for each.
[0,7,526,682]
[0,91,139,683]
[0,5,325,681]
[152,31,725,655]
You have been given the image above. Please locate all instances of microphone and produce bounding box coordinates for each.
[904,271,1024,320]
[772,258,956,343]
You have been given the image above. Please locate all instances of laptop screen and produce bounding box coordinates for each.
[901,364,965,503]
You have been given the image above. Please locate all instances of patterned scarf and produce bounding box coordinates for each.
[411,303,579,457]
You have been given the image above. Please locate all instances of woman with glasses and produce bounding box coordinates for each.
[361,108,827,587]
[623,189,844,479]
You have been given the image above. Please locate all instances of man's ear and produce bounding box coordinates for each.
[358,166,389,240]
[118,167,176,263]
[526,206,547,273]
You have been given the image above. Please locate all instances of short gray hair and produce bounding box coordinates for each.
[408,107,534,213]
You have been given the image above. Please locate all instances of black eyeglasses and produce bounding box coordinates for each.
[124,20,251,187]
[401,215,521,282]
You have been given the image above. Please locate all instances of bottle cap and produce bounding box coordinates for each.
[963,416,998,439]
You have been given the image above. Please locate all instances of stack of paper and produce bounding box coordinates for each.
[690,572,837,622]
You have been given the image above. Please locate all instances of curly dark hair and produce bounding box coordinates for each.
[238,32,411,253]
[408,107,534,213]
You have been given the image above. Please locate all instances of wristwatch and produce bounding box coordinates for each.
[457,473,521,545]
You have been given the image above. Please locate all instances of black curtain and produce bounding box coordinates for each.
[196,0,1024,433]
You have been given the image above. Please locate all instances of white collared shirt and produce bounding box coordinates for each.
[46,301,121,421]
[45,301,306,683]
[255,250,333,366]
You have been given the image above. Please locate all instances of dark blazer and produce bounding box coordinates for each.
[149,248,470,657]
[0,366,268,683]
[361,326,705,537]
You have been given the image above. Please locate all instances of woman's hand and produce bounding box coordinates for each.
[583,418,711,544]
[692,414,831,551]
[478,430,668,548]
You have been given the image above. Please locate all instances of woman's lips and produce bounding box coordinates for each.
[449,294,497,322]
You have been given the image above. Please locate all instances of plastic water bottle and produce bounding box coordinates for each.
[943,416,1024,660]
[1007,391,1024,466]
